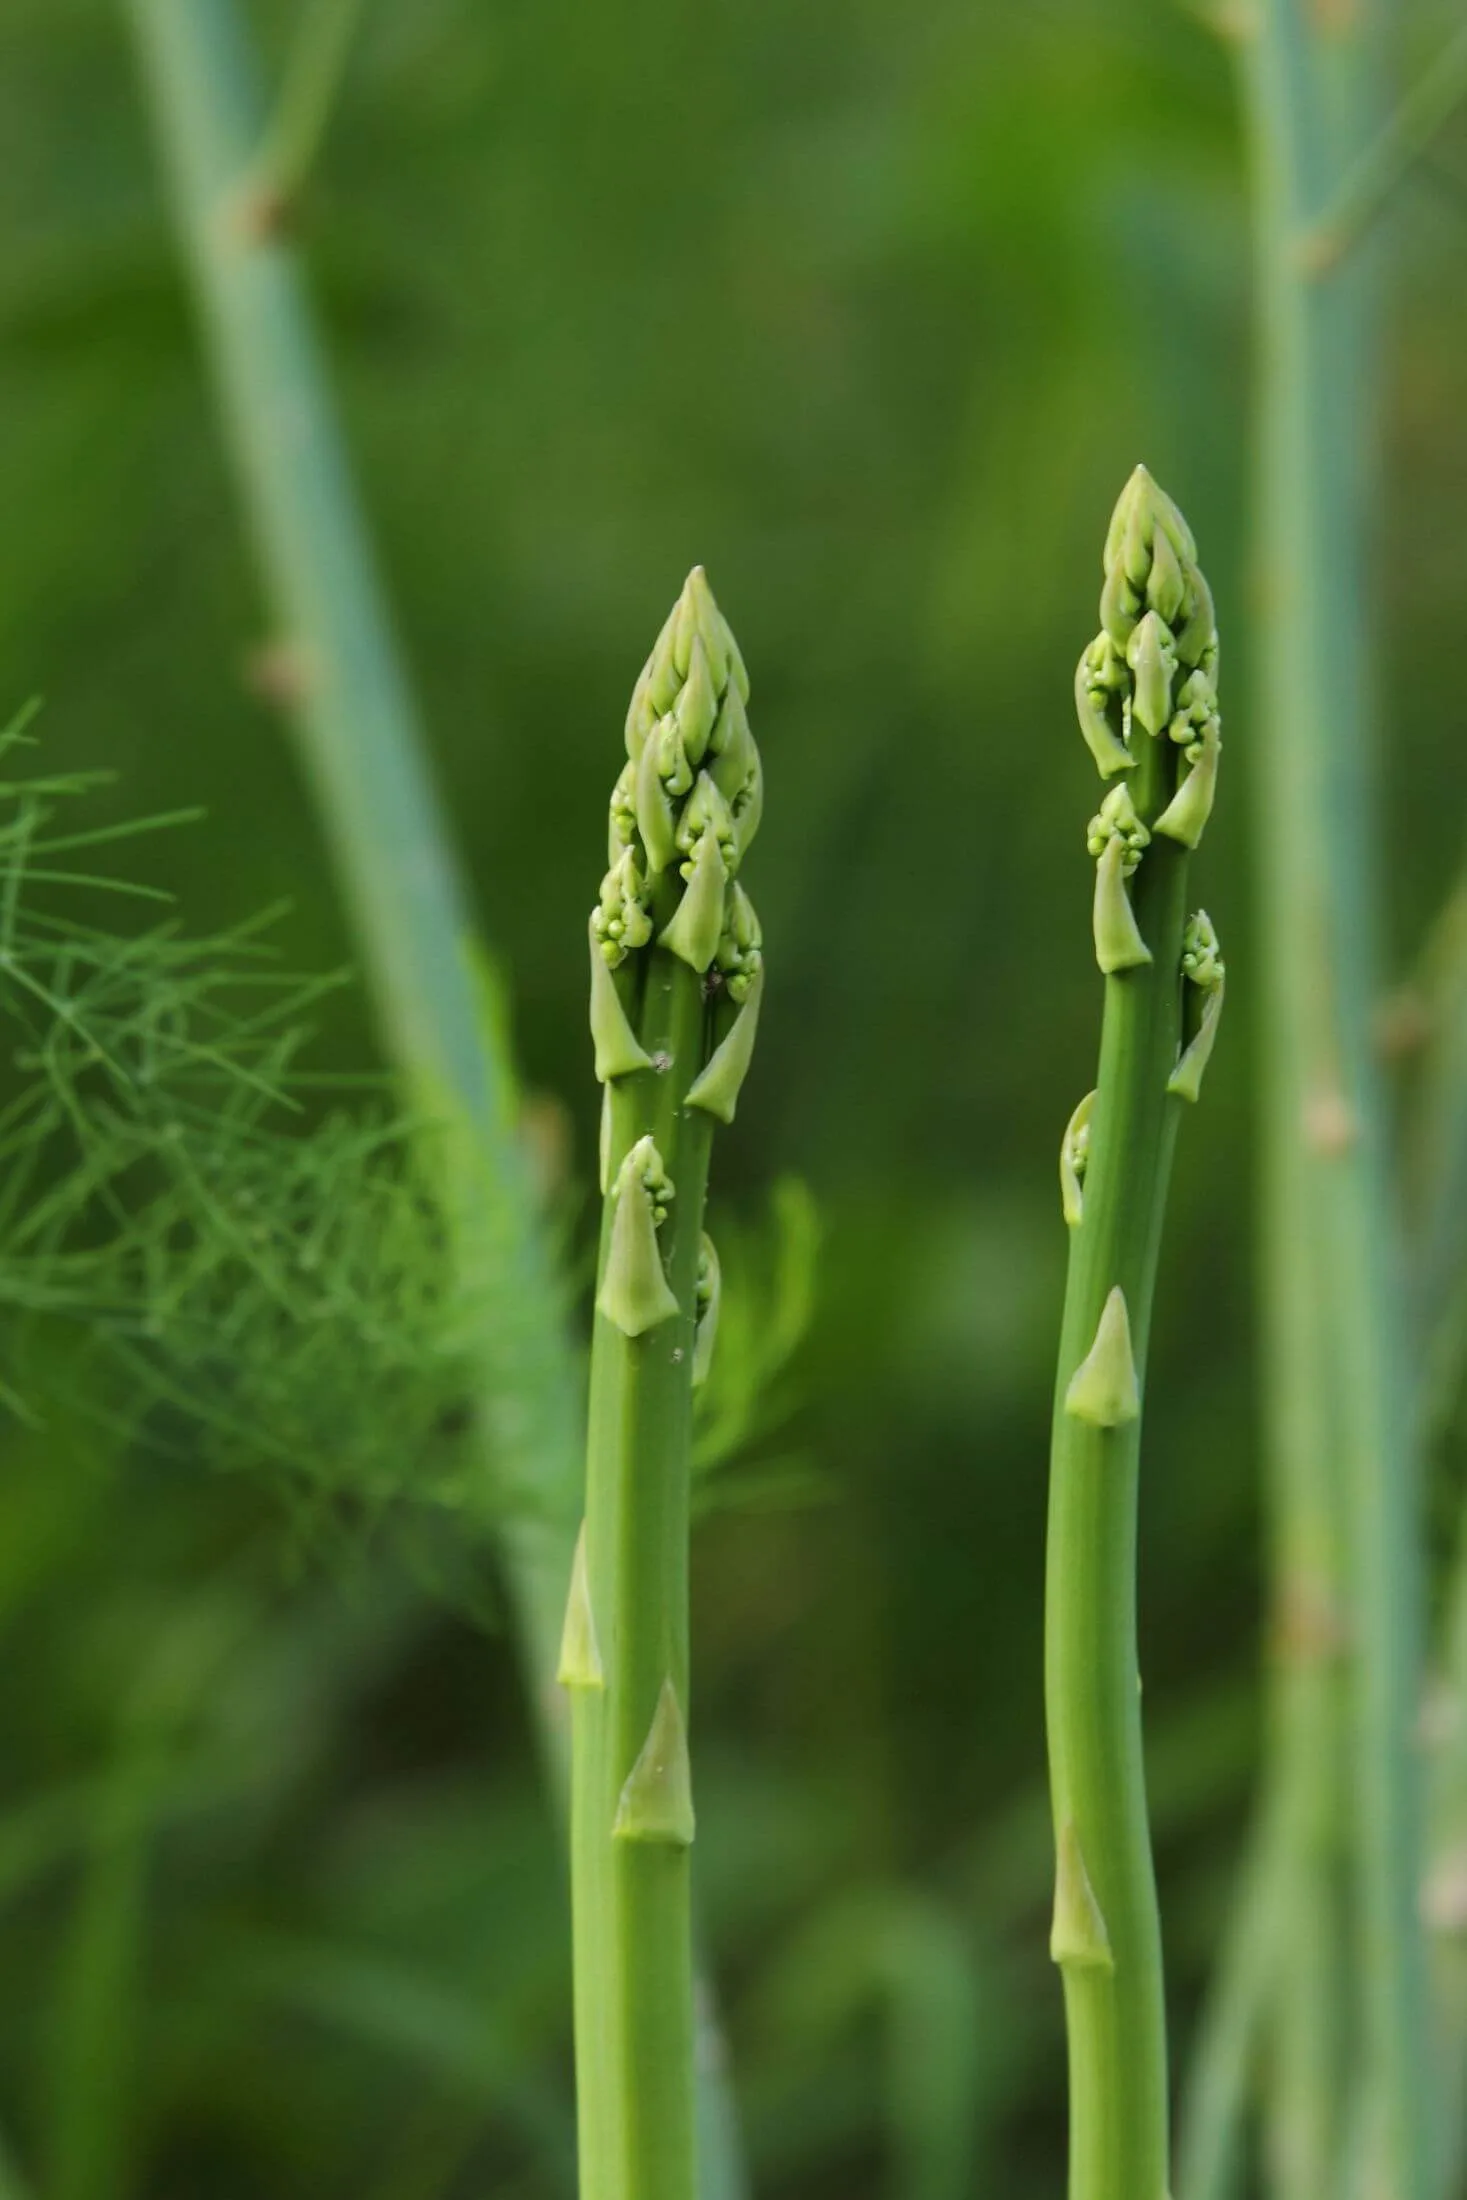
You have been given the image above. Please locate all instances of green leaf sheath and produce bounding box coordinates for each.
[566,573,763,2200]
[1046,471,1224,2200]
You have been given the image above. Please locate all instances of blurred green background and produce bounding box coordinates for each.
[0,1,1464,2194]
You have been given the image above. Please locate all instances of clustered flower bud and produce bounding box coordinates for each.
[1181,910,1225,993]
[1075,467,1221,825]
[1086,785,1150,878]
[594,569,765,988]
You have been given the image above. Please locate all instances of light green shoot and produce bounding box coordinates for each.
[568,569,764,2200]
[1045,468,1224,2200]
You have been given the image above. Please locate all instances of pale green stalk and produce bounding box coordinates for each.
[1047,467,1225,2200]
[1402,880,1467,2187]
[1425,1548,1467,2193]
[563,569,764,2200]
[1243,10,1430,2198]
[254,0,368,216]
[1300,18,1467,275]
[1175,1798,1285,2200]
[121,0,582,1722]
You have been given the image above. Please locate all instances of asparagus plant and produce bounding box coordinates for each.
[1046,467,1223,2200]
[563,568,763,2200]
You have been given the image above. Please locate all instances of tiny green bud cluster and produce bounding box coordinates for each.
[597,1134,679,1336]
[1075,467,1222,852]
[1170,911,1227,1105]
[589,569,768,1137]
[1181,910,1225,992]
[593,568,764,989]
[1087,786,1150,877]
[1060,1089,1096,1229]
[1076,469,1224,979]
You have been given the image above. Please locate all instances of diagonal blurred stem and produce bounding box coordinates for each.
[254,0,368,214]
[119,8,748,2194]
[121,0,582,1765]
[1219,7,1430,2197]
[1300,19,1467,275]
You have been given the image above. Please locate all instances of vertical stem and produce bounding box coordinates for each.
[574,953,711,2200]
[1047,742,1190,2200]
[1425,1542,1467,2194]
[1048,472,1224,2200]
[1175,1795,1285,2200]
[569,568,763,2200]
[1244,7,1430,2195]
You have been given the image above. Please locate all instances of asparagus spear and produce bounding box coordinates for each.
[1047,468,1224,2200]
[564,569,764,2200]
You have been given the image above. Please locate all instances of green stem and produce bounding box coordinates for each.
[574,951,711,2200]
[1047,735,1189,2200]
[254,0,368,216]
[568,570,764,2200]
[122,17,752,2195]
[1244,7,1430,2195]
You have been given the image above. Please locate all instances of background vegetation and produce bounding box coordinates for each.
[0,0,1463,2193]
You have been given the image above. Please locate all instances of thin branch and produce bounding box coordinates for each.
[1300,21,1467,272]
[249,0,369,228]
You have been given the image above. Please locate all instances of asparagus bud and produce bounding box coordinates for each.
[1077,464,1221,803]
[1047,470,1225,2200]
[570,569,764,2200]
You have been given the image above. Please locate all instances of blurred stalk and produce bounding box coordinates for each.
[120,9,749,2194]
[253,0,367,217]
[1237,7,1429,2197]
[45,1597,248,2200]
[122,0,581,1725]
[1402,873,1467,2186]
[1175,1797,1284,2200]
[1424,1544,1467,2191]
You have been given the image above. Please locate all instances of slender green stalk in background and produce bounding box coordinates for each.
[121,0,582,1718]
[252,0,368,218]
[1299,18,1467,276]
[1241,10,1429,2199]
[1047,467,1224,2200]
[1403,870,1467,2191]
[1176,6,1452,2193]
[1174,1797,1284,2200]
[565,569,764,2200]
